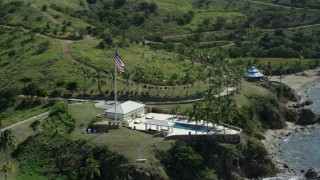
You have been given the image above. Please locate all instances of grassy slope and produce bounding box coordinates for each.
[0,28,83,89]
[68,102,173,176]
[0,0,318,96]
[232,81,271,107]
[3,0,84,10]
[0,107,47,180]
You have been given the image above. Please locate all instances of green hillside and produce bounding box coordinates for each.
[1,0,319,98]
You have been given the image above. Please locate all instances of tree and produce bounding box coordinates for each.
[19,77,32,88]
[183,71,195,95]
[82,69,91,94]
[151,70,165,95]
[133,13,145,26]
[266,62,273,77]
[195,69,205,92]
[91,72,106,94]
[0,130,16,163]
[218,98,238,134]
[169,73,179,96]
[189,102,203,135]
[122,69,131,95]
[132,68,145,91]
[278,63,284,82]
[1,162,14,180]
[66,81,78,94]
[42,4,48,11]
[22,83,40,96]
[30,120,40,134]
[114,0,126,9]
[36,41,51,54]
[215,16,227,30]
[81,155,100,180]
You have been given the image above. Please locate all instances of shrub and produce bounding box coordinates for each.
[49,103,68,117]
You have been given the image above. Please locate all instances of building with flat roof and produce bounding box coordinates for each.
[105,101,146,122]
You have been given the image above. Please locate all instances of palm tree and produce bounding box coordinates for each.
[82,68,91,94]
[207,69,213,91]
[203,91,217,134]
[122,69,131,96]
[284,61,289,76]
[108,67,115,90]
[1,162,14,180]
[218,97,238,134]
[81,155,100,180]
[196,68,206,92]
[132,68,145,91]
[169,73,179,97]
[91,72,106,94]
[0,130,16,163]
[153,70,164,95]
[267,62,273,77]
[183,71,195,95]
[279,63,284,82]
[170,105,181,118]
[189,102,203,135]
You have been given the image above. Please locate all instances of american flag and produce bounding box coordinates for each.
[115,51,125,72]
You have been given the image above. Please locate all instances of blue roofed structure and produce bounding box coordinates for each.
[244,66,267,81]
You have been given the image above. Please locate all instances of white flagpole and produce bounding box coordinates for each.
[114,49,117,122]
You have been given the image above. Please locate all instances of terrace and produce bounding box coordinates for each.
[126,113,240,136]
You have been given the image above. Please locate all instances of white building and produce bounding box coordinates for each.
[105,101,146,122]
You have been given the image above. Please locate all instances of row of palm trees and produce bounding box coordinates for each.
[0,130,16,180]
[187,95,238,135]
[81,61,245,97]
[173,57,246,134]
[81,66,208,96]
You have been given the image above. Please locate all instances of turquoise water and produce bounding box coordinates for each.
[173,123,207,131]
[277,83,320,173]
[173,123,193,130]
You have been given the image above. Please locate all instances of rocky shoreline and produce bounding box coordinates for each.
[262,122,320,178]
[263,69,320,179]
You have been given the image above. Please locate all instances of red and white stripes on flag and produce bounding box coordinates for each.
[115,51,125,72]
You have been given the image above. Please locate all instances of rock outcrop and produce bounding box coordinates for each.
[304,168,319,179]
[297,108,320,125]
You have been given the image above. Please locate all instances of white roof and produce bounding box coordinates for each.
[144,119,174,127]
[106,101,145,114]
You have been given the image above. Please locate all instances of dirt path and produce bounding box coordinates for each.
[137,137,165,160]
[0,112,49,132]
[247,0,320,11]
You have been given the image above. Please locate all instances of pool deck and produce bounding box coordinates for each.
[127,113,240,136]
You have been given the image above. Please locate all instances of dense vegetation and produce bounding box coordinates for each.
[12,103,133,179]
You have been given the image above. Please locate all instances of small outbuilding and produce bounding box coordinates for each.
[244,66,267,81]
[143,119,174,133]
[105,101,146,122]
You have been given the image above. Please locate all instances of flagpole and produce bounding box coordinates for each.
[114,48,117,122]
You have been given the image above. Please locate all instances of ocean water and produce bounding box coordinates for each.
[273,83,320,178]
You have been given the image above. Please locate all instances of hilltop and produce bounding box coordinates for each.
[0,0,320,98]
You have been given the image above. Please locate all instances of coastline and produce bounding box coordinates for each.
[263,67,320,178]
[269,67,320,92]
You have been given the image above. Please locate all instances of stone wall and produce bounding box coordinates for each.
[165,133,242,144]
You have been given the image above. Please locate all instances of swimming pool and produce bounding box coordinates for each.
[173,123,207,131]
